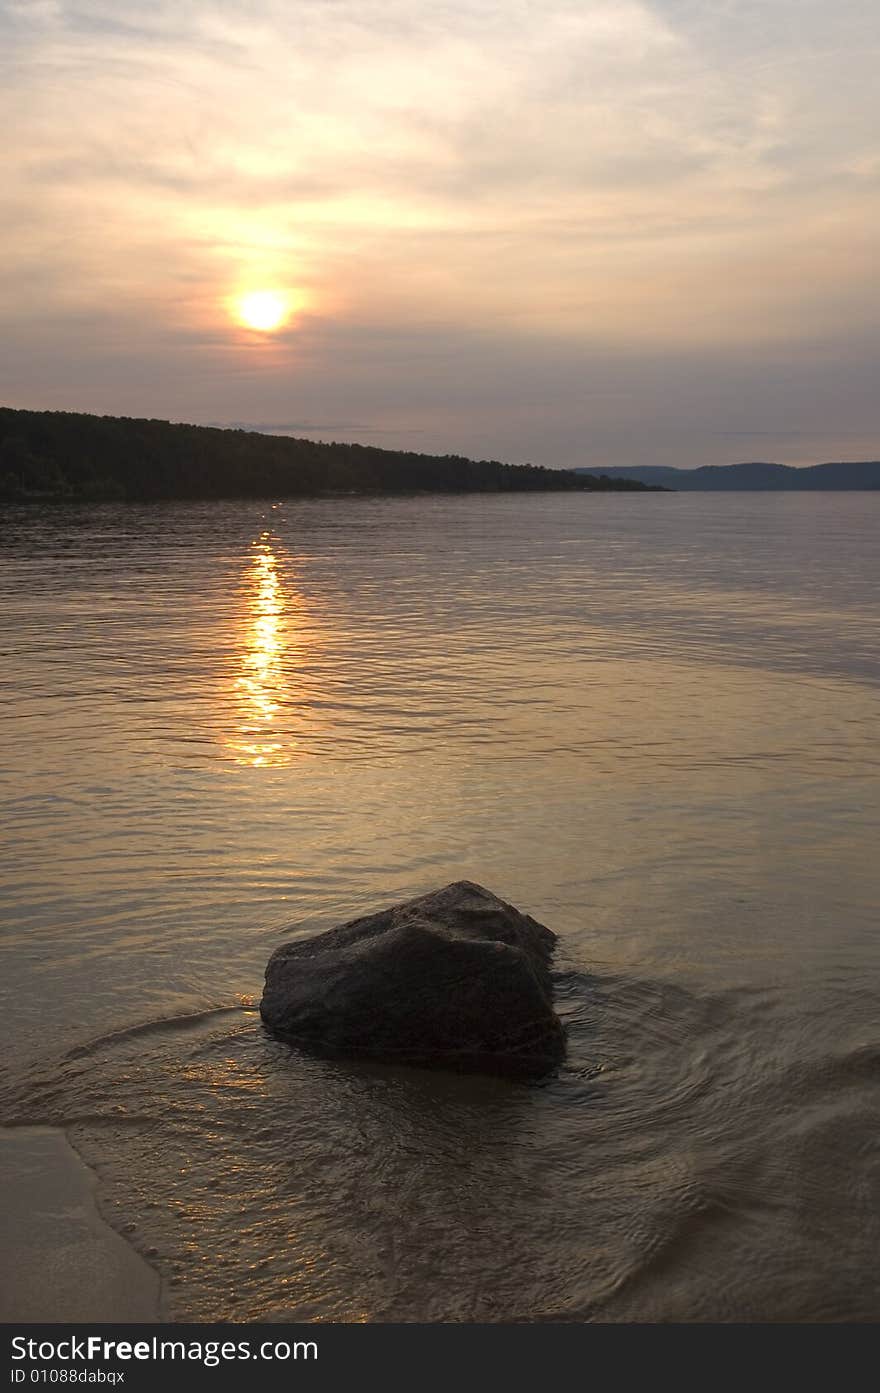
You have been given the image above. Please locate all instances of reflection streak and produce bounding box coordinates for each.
[229,531,308,767]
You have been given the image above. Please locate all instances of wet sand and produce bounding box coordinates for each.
[0,1126,160,1322]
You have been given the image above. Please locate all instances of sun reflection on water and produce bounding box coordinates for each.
[229,529,314,767]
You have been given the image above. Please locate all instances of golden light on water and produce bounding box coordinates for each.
[228,528,316,767]
[234,289,294,333]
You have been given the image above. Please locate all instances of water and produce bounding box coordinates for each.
[1,491,878,1322]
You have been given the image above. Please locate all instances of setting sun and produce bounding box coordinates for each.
[235,289,291,333]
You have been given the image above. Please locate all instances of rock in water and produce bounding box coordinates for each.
[260,881,565,1077]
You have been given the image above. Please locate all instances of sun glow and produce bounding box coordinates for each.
[235,289,292,332]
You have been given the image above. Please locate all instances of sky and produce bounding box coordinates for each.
[3,0,879,468]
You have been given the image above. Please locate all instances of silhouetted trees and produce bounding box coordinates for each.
[0,408,659,502]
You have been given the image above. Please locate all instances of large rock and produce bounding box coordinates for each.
[260,881,564,1077]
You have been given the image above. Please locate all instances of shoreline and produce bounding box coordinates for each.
[0,1125,161,1323]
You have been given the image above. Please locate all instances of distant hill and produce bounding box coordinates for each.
[574,460,880,489]
[0,407,661,502]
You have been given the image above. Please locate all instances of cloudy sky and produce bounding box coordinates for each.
[3,0,879,467]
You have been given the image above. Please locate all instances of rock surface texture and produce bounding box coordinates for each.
[260,881,564,1077]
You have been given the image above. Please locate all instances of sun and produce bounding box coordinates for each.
[235,289,291,333]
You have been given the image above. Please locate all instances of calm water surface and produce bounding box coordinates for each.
[1,492,878,1321]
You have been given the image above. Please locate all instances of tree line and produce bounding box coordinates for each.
[0,407,658,501]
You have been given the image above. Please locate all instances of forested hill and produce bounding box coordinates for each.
[0,408,659,501]
[575,460,880,489]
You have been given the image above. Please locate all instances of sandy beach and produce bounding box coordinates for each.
[0,1127,160,1323]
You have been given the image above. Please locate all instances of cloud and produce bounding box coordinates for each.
[204,419,426,436]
